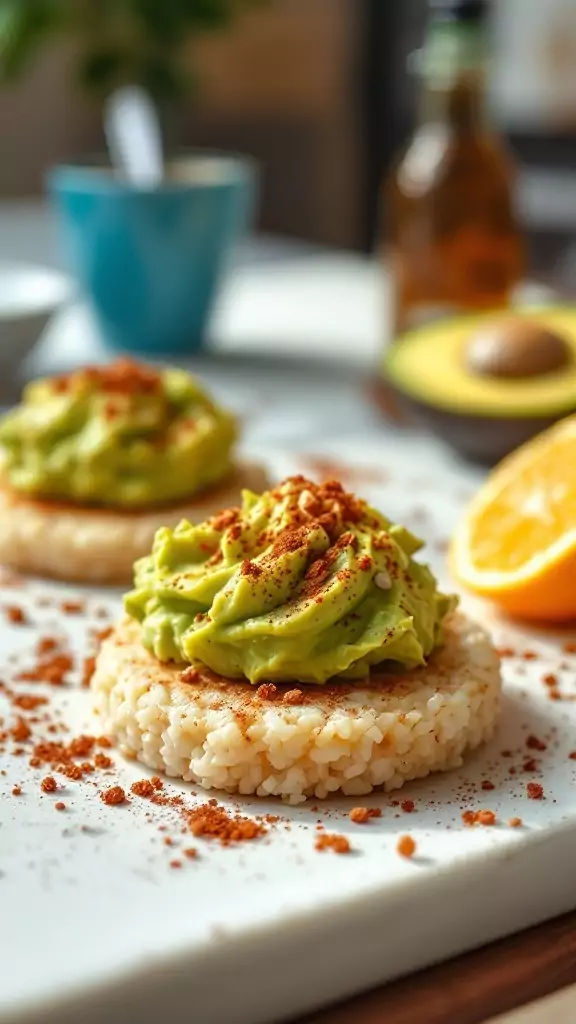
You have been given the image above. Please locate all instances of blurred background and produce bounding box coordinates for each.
[3,0,576,272]
[1,0,576,465]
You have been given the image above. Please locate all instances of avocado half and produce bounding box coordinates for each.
[382,306,576,463]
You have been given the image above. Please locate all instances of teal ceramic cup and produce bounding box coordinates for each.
[48,154,256,356]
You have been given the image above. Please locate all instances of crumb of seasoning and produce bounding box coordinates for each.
[93,752,113,769]
[283,689,303,705]
[169,860,182,869]
[5,605,27,625]
[401,799,415,813]
[397,835,416,858]
[55,801,66,811]
[315,832,351,854]
[496,646,516,658]
[523,650,538,660]
[11,785,22,796]
[100,785,127,806]
[349,806,382,824]
[462,809,496,826]
[526,735,547,751]
[542,674,558,688]
[481,781,495,791]
[131,779,156,798]
[569,752,576,761]
[61,599,85,615]
[184,847,198,859]
[41,776,57,793]
[527,782,544,800]
[509,817,523,828]
[81,657,96,688]
[256,683,277,701]
[562,642,576,654]
[11,717,31,743]
[187,803,266,845]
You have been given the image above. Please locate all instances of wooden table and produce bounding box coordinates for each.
[298,911,576,1024]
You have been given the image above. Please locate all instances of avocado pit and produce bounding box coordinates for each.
[466,317,572,380]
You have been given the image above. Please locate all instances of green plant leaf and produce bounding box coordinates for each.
[0,0,59,80]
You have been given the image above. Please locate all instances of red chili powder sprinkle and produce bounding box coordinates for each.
[523,650,538,661]
[11,693,47,711]
[181,666,201,684]
[11,717,32,743]
[5,605,27,625]
[61,600,84,615]
[569,752,576,761]
[401,800,415,813]
[256,683,278,701]
[562,642,576,654]
[527,782,544,800]
[169,860,182,869]
[315,832,351,854]
[100,785,127,806]
[93,753,113,770]
[481,781,495,791]
[54,801,66,811]
[509,817,523,828]
[36,637,58,655]
[349,806,382,824]
[184,847,198,859]
[81,657,96,688]
[496,647,516,658]
[187,803,266,845]
[17,652,74,686]
[11,785,22,796]
[526,735,547,751]
[477,810,496,826]
[523,759,539,773]
[462,809,496,826]
[542,674,558,688]
[131,780,155,798]
[151,776,163,790]
[41,776,57,793]
[397,835,416,858]
[97,736,112,749]
[283,689,303,706]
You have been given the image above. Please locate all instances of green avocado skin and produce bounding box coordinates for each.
[0,368,236,508]
[124,478,457,685]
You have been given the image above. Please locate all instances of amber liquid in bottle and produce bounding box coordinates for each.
[384,2,525,339]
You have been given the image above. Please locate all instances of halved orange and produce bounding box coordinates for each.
[452,414,576,622]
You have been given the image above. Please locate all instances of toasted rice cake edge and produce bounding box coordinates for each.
[91,611,501,803]
[0,462,268,585]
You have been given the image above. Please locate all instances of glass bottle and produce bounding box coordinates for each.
[384,0,525,339]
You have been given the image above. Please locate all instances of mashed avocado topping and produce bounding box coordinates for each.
[125,476,457,684]
[0,360,236,508]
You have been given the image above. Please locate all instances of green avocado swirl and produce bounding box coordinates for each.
[124,476,457,685]
[0,360,236,508]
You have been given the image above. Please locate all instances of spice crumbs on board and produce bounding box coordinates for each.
[527,782,544,800]
[40,776,57,793]
[349,807,382,824]
[526,735,547,751]
[187,803,266,845]
[397,835,416,858]
[100,786,127,806]
[5,605,27,625]
[11,785,21,796]
[462,809,496,826]
[315,833,351,854]
[54,801,65,811]
[401,799,415,813]
[509,817,523,828]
